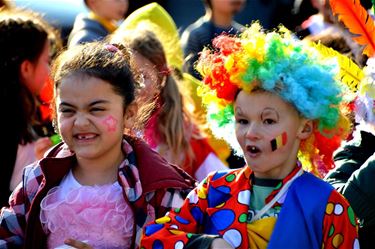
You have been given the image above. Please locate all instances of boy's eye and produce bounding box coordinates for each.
[263,118,276,125]
[236,118,248,124]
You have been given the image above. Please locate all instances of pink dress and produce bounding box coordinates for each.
[40,170,134,249]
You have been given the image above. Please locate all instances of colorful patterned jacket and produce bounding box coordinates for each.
[141,166,359,249]
[0,135,196,249]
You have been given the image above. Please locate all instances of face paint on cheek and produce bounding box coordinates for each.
[102,115,118,132]
[270,131,288,151]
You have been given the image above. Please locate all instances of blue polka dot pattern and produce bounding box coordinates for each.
[207,185,231,207]
[175,215,190,225]
[190,206,204,224]
[152,240,164,249]
[216,185,231,194]
[210,209,235,230]
[212,171,230,180]
[145,224,164,236]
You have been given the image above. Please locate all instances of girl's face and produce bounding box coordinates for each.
[132,52,161,103]
[234,90,309,179]
[23,40,51,95]
[56,75,131,161]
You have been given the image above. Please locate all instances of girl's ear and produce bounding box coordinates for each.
[20,59,33,83]
[298,119,313,140]
[123,102,138,129]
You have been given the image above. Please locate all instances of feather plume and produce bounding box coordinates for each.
[313,42,364,91]
[330,0,375,57]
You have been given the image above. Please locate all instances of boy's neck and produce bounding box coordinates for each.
[205,11,233,28]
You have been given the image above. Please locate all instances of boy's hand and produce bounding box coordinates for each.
[63,239,93,249]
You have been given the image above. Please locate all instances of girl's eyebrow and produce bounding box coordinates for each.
[59,100,110,108]
[88,100,110,106]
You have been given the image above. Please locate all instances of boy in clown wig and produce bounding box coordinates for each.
[140,23,359,249]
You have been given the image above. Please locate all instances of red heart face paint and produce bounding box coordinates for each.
[103,115,118,132]
[270,131,287,151]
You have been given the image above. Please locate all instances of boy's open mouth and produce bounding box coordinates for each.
[246,145,261,157]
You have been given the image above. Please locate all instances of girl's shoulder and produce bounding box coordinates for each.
[22,161,43,184]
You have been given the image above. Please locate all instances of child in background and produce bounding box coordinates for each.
[0,8,61,207]
[141,23,358,249]
[0,42,195,248]
[181,0,247,169]
[68,0,128,47]
[181,0,245,80]
[325,57,375,249]
[111,29,227,181]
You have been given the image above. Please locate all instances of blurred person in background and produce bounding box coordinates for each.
[113,28,228,181]
[325,57,375,249]
[0,8,61,207]
[68,0,128,47]
[181,0,245,80]
[181,0,247,169]
[0,0,10,9]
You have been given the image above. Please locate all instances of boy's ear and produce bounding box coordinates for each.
[123,102,138,129]
[298,119,313,140]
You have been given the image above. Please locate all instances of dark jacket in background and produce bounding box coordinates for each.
[67,13,109,47]
[180,16,243,80]
[325,129,375,249]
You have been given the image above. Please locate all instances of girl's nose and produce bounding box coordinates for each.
[74,113,90,128]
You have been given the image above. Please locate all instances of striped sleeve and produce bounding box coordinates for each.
[0,164,43,247]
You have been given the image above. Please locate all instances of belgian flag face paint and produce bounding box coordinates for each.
[270,132,287,151]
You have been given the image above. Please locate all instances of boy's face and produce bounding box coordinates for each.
[234,90,309,179]
[89,0,128,21]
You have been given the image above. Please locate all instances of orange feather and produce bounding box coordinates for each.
[330,0,375,57]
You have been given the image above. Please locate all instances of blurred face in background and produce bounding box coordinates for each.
[210,0,246,15]
[132,52,162,103]
[87,0,129,21]
[22,40,51,95]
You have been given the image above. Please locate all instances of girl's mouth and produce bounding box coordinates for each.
[74,133,98,141]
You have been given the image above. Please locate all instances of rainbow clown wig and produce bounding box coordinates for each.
[196,23,351,177]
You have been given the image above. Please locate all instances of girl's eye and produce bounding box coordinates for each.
[264,118,276,125]
[236,118,248,125]
[60,109,73,113]
[90,107,104,112]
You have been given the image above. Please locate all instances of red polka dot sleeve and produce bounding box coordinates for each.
[140,174,213,249]
[322,190,360,249]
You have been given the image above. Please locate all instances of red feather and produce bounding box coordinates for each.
[330,0,375,57]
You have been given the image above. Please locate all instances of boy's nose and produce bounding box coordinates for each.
[245,123,261,141]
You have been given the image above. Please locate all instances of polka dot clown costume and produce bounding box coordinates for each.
[140,23,359,249]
